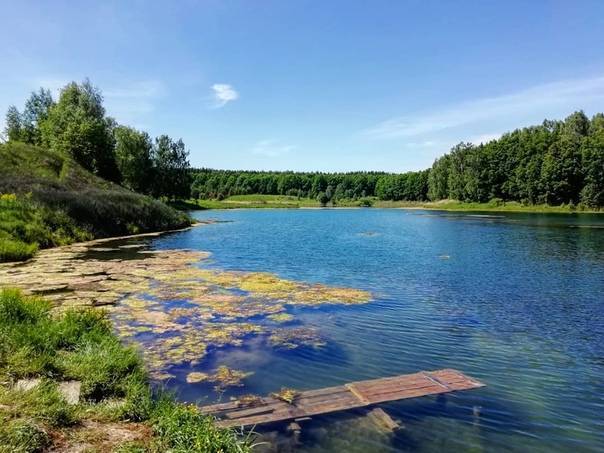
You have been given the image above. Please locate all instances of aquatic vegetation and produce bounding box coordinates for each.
[186,367,253,390]
[211,366,253,391]
[236,394,263,408]
[0,238,372,395]
[271,388,299,405]
[267,313,294,323]
[269,327,326,349]
[186,372,209,384]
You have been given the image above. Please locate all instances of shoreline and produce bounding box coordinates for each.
[188,202,604,215]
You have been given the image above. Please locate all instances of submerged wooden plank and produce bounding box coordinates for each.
[201,369,484,428]
[366,407,400,432]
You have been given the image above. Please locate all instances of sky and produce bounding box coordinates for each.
[1,0,604,172]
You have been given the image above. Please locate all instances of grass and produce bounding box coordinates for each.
[189,194,603,214]
[0,142,191,263]
[187,194,376,209]
[0,288,254,452]
[371,198,604,213]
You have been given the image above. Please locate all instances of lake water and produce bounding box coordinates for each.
[151,209,604,452]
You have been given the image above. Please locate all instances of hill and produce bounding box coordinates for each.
[0,142,190,262]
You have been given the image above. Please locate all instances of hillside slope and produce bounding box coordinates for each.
[0,142,190,261]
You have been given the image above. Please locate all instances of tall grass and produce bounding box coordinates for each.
[0,142,191,263]
[0,289,253,452]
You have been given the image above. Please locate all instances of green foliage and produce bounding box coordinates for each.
[375,170,429,201]
[0,419,51,453]
[0,238,38,262]
[0,289,252,452]
[151,396,252,452]
[39,80,120,182]
[114,125,154,193]
[152,135,191,200]
[317,191,330,206]
[191,110,604,209]
[5,106,24,143]
[427,111,604,207]
[0,142,190,262]
[5,80,193,201]
[4,89,54,147]
[192,169,386,202]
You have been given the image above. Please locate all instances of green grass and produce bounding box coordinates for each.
[0,289,253,452]
[190,194,377,209]
[371,199,604,213]
[0,142,191,262]
[191,194,603,214]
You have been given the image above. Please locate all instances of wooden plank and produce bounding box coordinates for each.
[203,369,484,428]
[366,407,400,432]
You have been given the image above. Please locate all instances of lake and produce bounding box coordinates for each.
[148,208,604,452]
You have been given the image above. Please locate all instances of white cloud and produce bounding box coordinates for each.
[251,139,296,157]
[363,75,604,139]
[211,83,239,108]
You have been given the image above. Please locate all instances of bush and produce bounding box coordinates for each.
[0,238,38,261]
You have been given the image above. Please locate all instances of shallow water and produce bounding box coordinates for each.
[151,209,604,452]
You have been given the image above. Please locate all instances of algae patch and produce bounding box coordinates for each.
[0,237,372,395]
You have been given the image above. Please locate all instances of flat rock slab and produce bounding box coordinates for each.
[15,379,80,405]
[59,381,81,405]
[15,378,42,392]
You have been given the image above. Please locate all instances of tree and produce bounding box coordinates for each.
[317,191,329,207]
[152,135,191,199]
[114,126,154,193]
[5,106,24,142]
[580,114,604,207]
[4,89,55,145]
[22,88,55,145]
[40,80,119,182]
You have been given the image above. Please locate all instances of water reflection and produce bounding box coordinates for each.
[151,209,604,452]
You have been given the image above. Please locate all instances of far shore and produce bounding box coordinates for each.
[174,196,604,215]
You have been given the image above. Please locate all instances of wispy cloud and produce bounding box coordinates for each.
[211,83,239,108]
[363,75,604,140]
[252,139,296,157]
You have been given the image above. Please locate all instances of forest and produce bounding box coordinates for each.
[4,81,604,209]
[191,111,604,208]
[4,80,191,200]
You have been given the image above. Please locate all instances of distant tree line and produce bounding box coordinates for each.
[6,83,604,208]
[192,111,604,207]
[5,80,191,199]
[190,170,390,204]
[428,112,604,207]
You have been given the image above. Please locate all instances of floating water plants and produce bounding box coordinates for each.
[0,239,372,395]
[272,388,300,405]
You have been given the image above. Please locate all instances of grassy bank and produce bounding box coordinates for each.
[0,142,190,262]
[371,199,604,213]
[187,195,603,214]
[184,194,373,209]
[0,288,253,452]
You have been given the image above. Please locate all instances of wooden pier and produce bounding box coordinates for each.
[200,369,484,428]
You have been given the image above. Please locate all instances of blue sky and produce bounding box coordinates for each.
[2,0,604,172]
